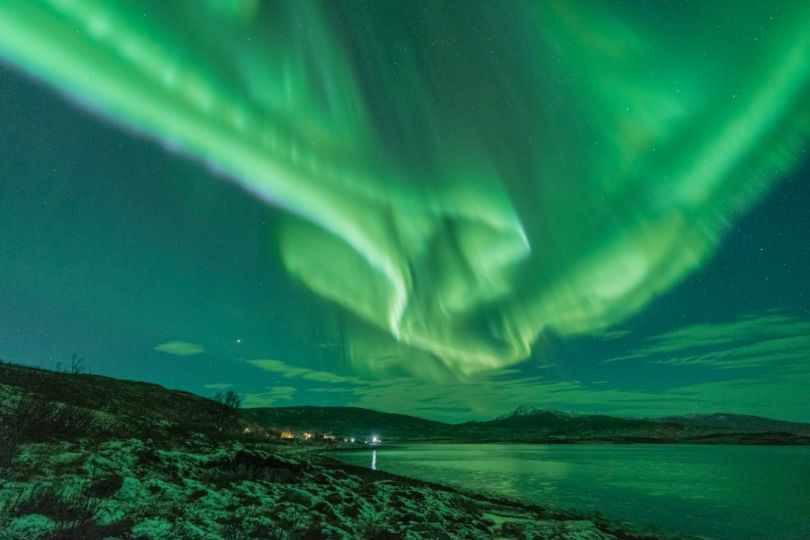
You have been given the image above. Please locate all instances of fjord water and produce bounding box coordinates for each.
[333,444,810,539]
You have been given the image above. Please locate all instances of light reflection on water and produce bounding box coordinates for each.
[333,443,810,540]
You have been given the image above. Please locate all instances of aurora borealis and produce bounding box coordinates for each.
[1,1,809,421]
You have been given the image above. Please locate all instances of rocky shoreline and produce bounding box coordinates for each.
[0,437,686,539]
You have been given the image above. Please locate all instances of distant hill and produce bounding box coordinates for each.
[460,408,667,442]
[243,406,456,442]
[244,404,810,445]
[660,413,810,436]
[459,406,810,444]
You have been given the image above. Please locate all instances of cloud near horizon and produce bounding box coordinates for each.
[246,359,363,385]
[154,341,205,357]
[241,386,297,408]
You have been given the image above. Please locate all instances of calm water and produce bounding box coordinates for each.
[332,444,810,539]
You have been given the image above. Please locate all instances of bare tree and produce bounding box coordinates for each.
[69,354,85,375]
[213,390,241,433]
[214,390,241,410]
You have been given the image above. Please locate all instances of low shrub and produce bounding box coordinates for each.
[200,448,302,487]
[10,485,99,524]
[0,421,18,469]
[6,394,96,443]
[50,517,135,540]
[85,473,124,498]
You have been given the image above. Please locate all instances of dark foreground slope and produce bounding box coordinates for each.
[0,360,242,443]
[245,404,810,445]
[0,360,682,539]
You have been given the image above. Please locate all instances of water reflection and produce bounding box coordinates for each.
[335,444,810,539]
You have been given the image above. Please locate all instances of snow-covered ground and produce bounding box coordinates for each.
[0,437,633,539]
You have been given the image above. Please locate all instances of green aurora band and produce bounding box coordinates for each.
[1,1,808,378]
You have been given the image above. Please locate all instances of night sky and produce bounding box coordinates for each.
[1,2,808,422]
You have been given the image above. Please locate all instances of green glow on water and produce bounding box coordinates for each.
[1,1,808,377]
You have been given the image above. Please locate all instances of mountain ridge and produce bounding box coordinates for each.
[245,404,810,444]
